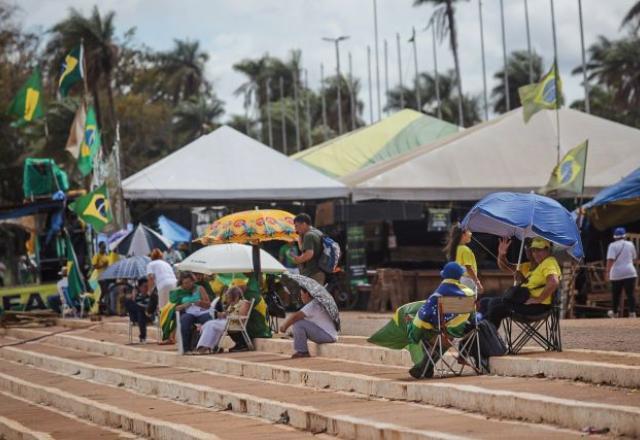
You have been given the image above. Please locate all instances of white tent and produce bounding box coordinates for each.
[122,126,348,201]
[348,108,640,201]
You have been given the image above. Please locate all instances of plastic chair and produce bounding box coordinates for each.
[221,298,255,351]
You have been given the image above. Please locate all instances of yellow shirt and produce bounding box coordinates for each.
[107,251,120,266]
[519,261,531,278]
[91,253,109,276]
[456,245,477,275]
[522,256,561,305]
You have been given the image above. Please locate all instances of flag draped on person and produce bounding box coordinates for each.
[64,233,85,303]
[58,45,84,97]
[539,140,588,195]
[367,301,426,364]
[243,275,272,338]
[66,103,86,159]
[518,64,563,123]
[77,105,101,176]
[7,68,44,126]
[68,184,113,232]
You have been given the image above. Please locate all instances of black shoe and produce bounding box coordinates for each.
[409,360,434,379]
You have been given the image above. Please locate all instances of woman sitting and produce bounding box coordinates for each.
[175,271,212,353]
[195,287,251,354]
[279,273,340,359]
[481,238,560,328]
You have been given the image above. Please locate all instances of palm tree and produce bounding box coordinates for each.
[172,95,224,144]
[491,50,543,114]
[322,75,364,133]
[414,0,468,126]
[156,39,209,104]
[621,1,640,33]
[47,6,119,138]
[386,70,480,127]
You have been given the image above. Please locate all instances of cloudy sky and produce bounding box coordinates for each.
[17,0,636,123]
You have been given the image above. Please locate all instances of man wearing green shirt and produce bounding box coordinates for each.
[292,213,325,285]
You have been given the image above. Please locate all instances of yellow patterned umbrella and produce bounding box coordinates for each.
[197,209,298,245]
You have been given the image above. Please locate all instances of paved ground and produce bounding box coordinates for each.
[340,312,640,352]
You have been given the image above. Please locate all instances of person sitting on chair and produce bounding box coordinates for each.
[496,238,537,284]
[124,278,158,344]
[405,262,476,379]
[480,238,560,328]
[175,272,212,353]
[195,287,250,354]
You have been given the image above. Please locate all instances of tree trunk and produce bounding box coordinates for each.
[105,70,117,152]
[446,0,465,127]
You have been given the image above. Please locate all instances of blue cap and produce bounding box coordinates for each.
[613,227,626,238]
[440,262,465,280]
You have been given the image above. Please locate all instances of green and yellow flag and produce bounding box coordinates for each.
[539,140,588,195]
[64,233,86,303]
[7,68,44,126]
[518,64,563,123]
[244,275,272,338]
[68,184,112,232]
[58,45,84,97]
[77,105,101,176]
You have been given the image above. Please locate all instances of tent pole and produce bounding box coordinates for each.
[514,237,526,287]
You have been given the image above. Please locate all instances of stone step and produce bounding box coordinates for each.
[0,391,136,440]
[0,356,320,440]
[0,342,584,440]
[5,327,638,437]
[96,320,640,389]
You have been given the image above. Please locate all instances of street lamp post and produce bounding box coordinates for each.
[323,35,349,134]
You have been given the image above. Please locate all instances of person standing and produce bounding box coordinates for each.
[147,248,177,308]
[444,224,483,293]
[292,213,325,285]
[606,227,638,318]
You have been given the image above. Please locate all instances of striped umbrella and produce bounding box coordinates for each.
[111,224,172,257]
[100,256,151,280]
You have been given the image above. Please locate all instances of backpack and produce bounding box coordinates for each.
[465,320,507,372]
[315,231,341,274]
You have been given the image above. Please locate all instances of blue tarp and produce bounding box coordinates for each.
[584,168,640,209]
[462,192,584,260]
[157,215,191,244]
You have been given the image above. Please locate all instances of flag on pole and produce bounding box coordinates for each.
[64,233,86,302]
[65,103,87,159]
[518,64,563,123]
[7,68,44,126]
[77,105,101,176]
[539,140,588,195]
[68,184,112,232]
[58,45,84,97]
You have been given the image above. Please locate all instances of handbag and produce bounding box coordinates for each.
[264,290,286,318]
[503,286,531,304]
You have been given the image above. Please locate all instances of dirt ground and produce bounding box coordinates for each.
[340,312,640,353]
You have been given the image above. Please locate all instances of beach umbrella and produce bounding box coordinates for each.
[175,243,286,275]
[111,224,172,257]
[282,273,340,331]
[100,256,150,280]
[461,192,583,260]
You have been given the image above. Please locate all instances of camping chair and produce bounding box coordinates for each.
[221,298,255,351]
[128,311,161,344]
[502,288,562,354]
[60,287,90,319]
[418,296,483,378]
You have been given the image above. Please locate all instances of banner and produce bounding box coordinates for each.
[0,283,58,312]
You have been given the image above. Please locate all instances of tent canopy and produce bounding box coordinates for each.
[293,109,458,178]
[350,108,640,201]
[157,215,191,243]
[122,126,348,201]
[583,167,640,230]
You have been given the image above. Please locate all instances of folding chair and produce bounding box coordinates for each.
[61,287,90,319]
[128,312,161,344]
[502,288,562,354]
[418,295,483,378]
[221,298,255,351]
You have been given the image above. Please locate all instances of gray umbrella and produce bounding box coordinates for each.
[283,273,340,331]
[100,256,151,280]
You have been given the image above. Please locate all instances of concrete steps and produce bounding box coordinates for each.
[0,341,587,440]
[2,327,637,437]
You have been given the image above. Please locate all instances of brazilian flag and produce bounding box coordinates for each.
[64,234,86,303]
[244,275,272,338]
[539,140,588,196]
[518,64,563,123]
[7,68,44,126]
[58,45,84,97]
[69,184,112,232]
[368,301,425,364]
[77,105,101,176]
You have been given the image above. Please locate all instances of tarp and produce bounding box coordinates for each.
[122,126,348,201]
[157,215,191,243]
[348,108,640,201]
[293,109,459,178]
[583,167,640,230]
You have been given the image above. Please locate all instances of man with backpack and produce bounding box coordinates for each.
[292,213,326,285]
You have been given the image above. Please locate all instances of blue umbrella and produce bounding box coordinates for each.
[158,215,191,243]
[100,256,151,280]
[461,192,584,260]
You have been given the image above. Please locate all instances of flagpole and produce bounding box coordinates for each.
[279,76,288,154]
[550,0,561,164]
[478,0,489,120]
[432,25,442,119]
[266,78,273,148]
[320,64,328,141]
[80,39,89,99]
[384,39,389,116]
[576,140,589,228]
[500,0,510,112]
[577,0,590,114]
[349,52,356,130]
[411,27,422,112]
[373,0,382,121]
[396,33,405,109]
[304,68,312,148]
[293,68,301,151]
[524,0,534,83]
[367,45,374,124]
[114,122,125,227]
